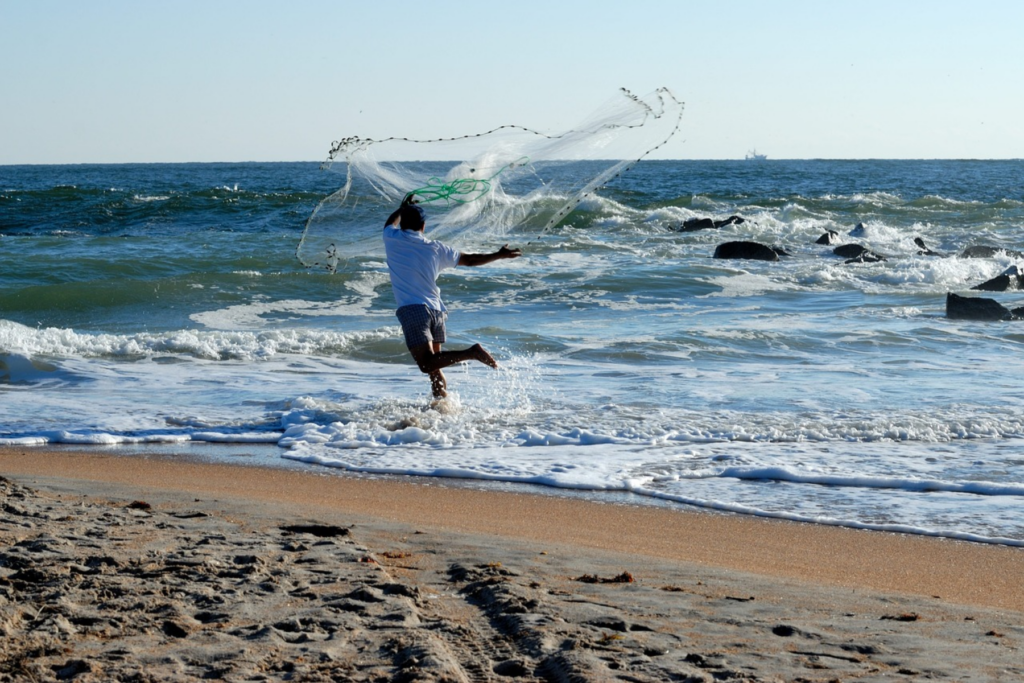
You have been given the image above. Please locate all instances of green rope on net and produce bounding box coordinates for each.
[405,156,530,206]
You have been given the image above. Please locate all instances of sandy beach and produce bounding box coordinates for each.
[1,447,1022,682]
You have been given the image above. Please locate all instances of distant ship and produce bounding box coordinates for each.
[746,149,767,161]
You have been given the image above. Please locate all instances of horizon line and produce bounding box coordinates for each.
[3,157,1023,167]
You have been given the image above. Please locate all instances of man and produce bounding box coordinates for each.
[383,201,522,398]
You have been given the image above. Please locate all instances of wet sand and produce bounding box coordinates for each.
[1,447,1022,681]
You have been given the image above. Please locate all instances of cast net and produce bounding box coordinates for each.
[297,88,684,272]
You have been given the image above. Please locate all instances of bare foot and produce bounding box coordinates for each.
[470,343,498,368]
[429,370,447,398]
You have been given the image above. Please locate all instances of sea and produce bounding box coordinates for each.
[3,160,1024,546]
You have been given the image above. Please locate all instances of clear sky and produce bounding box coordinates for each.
[2,0,1022,163]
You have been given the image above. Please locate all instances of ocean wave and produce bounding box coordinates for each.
[1,174,329,235]
[266,393,1024,450]
[278,444,1024,546]
[188,291,388,330]
[628,485,1024,547]
[0,353,68,386]
[0,319,401,361]
[910,194,983,208]
[0,430,277,446]
[683,465,1024,497]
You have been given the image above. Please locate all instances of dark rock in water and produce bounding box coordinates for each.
[714,241,779,261]
[714,215,745,228]
[961,246,999,258]
[771,246,792,257]
[960,245,1024,260]
[946,292,1014,321]
[914,237,942,256]
[678,215,745,232]
[816,230,840,245]
[845,252,887,264]
[833,244,870,259]
[972,266,1024,292]
[833,244,886,262]
[679,217,716,232]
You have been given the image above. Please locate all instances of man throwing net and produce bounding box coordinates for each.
[383,200,522,399]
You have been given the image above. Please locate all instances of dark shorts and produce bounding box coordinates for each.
[395,305,447,349]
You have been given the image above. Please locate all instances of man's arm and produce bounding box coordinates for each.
[457,244,522,267]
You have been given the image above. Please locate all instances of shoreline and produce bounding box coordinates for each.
[3,446,1023,681]
[2,446,1021,613]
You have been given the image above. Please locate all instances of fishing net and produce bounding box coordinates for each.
[297,88,684,272]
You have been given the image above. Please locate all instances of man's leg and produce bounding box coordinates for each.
[409,342,498,398]
[428,342,447,398]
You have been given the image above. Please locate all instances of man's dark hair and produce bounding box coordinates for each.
[399,203,426,230]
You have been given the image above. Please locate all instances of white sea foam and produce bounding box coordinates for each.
[627,484,1024,547]
[5,318,1024,544]
[849,191,903,206]
[278,438,1024,547]
[683,466,1024,496]
[0,436,50,446]
[190,298,383,330]
[0,319,401,361]
[0,353,62,385]
[192,432,281,443]
[702,272,791,298]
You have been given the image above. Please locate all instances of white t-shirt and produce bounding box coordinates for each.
[383,225,461,311]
